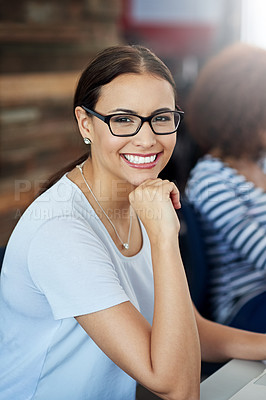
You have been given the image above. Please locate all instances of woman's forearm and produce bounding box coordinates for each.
[150,239,201,398]
[195,308,266,362]
[130,179,201,399]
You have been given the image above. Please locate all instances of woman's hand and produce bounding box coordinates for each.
[195,306,266,363]
[129,179,181,241]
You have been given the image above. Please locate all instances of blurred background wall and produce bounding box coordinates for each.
[0,0,123,245]
[0,0,265,246]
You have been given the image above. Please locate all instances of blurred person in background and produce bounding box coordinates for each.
[1,45,266,400]
[186,43,266,333]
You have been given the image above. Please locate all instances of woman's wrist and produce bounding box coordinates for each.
[148,229,179,250]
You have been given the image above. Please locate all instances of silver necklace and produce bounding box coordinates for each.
[77,163,133,250]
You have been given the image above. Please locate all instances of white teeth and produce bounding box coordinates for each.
[124,154,156,164]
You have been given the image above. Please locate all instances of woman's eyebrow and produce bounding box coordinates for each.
[109,107,173,114]
[153,107,172,113]
[109,108,136,113]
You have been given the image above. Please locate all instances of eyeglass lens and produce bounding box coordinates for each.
[109,111,180,136]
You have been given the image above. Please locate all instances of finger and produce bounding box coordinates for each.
[169,184,181,210]
[138,178,162,188]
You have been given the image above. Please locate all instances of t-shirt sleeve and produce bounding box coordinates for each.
[28,217,130,320]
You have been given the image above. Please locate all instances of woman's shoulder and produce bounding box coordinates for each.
[190,155,226,175]
[188,154,246,183]
[7,175,98,254]
[186,155,226,191]
[21,174,92,224]
[185,155,245,204]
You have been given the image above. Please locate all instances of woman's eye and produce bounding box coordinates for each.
[153,115,170,123]
[113,116,133,123]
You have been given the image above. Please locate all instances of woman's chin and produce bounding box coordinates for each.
[128,173,159,187]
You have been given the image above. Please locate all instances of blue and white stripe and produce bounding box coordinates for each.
[186,155,266,324]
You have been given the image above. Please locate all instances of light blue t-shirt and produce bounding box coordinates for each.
[0,175,154,400]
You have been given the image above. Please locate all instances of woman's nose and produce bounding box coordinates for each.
[132,121,156,147]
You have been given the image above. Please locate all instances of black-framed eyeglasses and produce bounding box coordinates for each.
[81,105,184,137]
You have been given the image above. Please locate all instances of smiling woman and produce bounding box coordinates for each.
[74,72,178,188]
[1,45,266,400]
[0,45,197,400]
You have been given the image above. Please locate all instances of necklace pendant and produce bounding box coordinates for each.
[77,165,133,251]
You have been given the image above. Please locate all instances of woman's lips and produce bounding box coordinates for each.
[121,152,162,169]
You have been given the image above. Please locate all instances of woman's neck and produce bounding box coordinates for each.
[82,159,133,212]
[210,150,266,191]
[67,159,143,256]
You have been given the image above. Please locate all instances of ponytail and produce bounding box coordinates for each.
[38,152,90,196]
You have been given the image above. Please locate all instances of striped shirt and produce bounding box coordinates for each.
[185,155,266,324]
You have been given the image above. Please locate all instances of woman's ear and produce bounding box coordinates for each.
[75,106,94,143]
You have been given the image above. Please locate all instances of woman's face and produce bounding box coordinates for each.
[83,72,177,188]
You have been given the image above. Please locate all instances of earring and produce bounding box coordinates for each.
[83,137,91,145]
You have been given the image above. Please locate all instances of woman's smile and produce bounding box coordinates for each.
[87,73,176,186]
[121,152,162,169]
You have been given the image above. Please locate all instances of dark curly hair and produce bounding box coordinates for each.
[187,43,266,160]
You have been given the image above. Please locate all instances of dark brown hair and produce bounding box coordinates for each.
[41,45,177,193]
[187,42,266,160]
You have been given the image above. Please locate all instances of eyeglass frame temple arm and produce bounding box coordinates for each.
[175,105,185,120]
[81,105,109,123]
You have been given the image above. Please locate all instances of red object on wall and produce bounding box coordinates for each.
[120,0,217,56]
